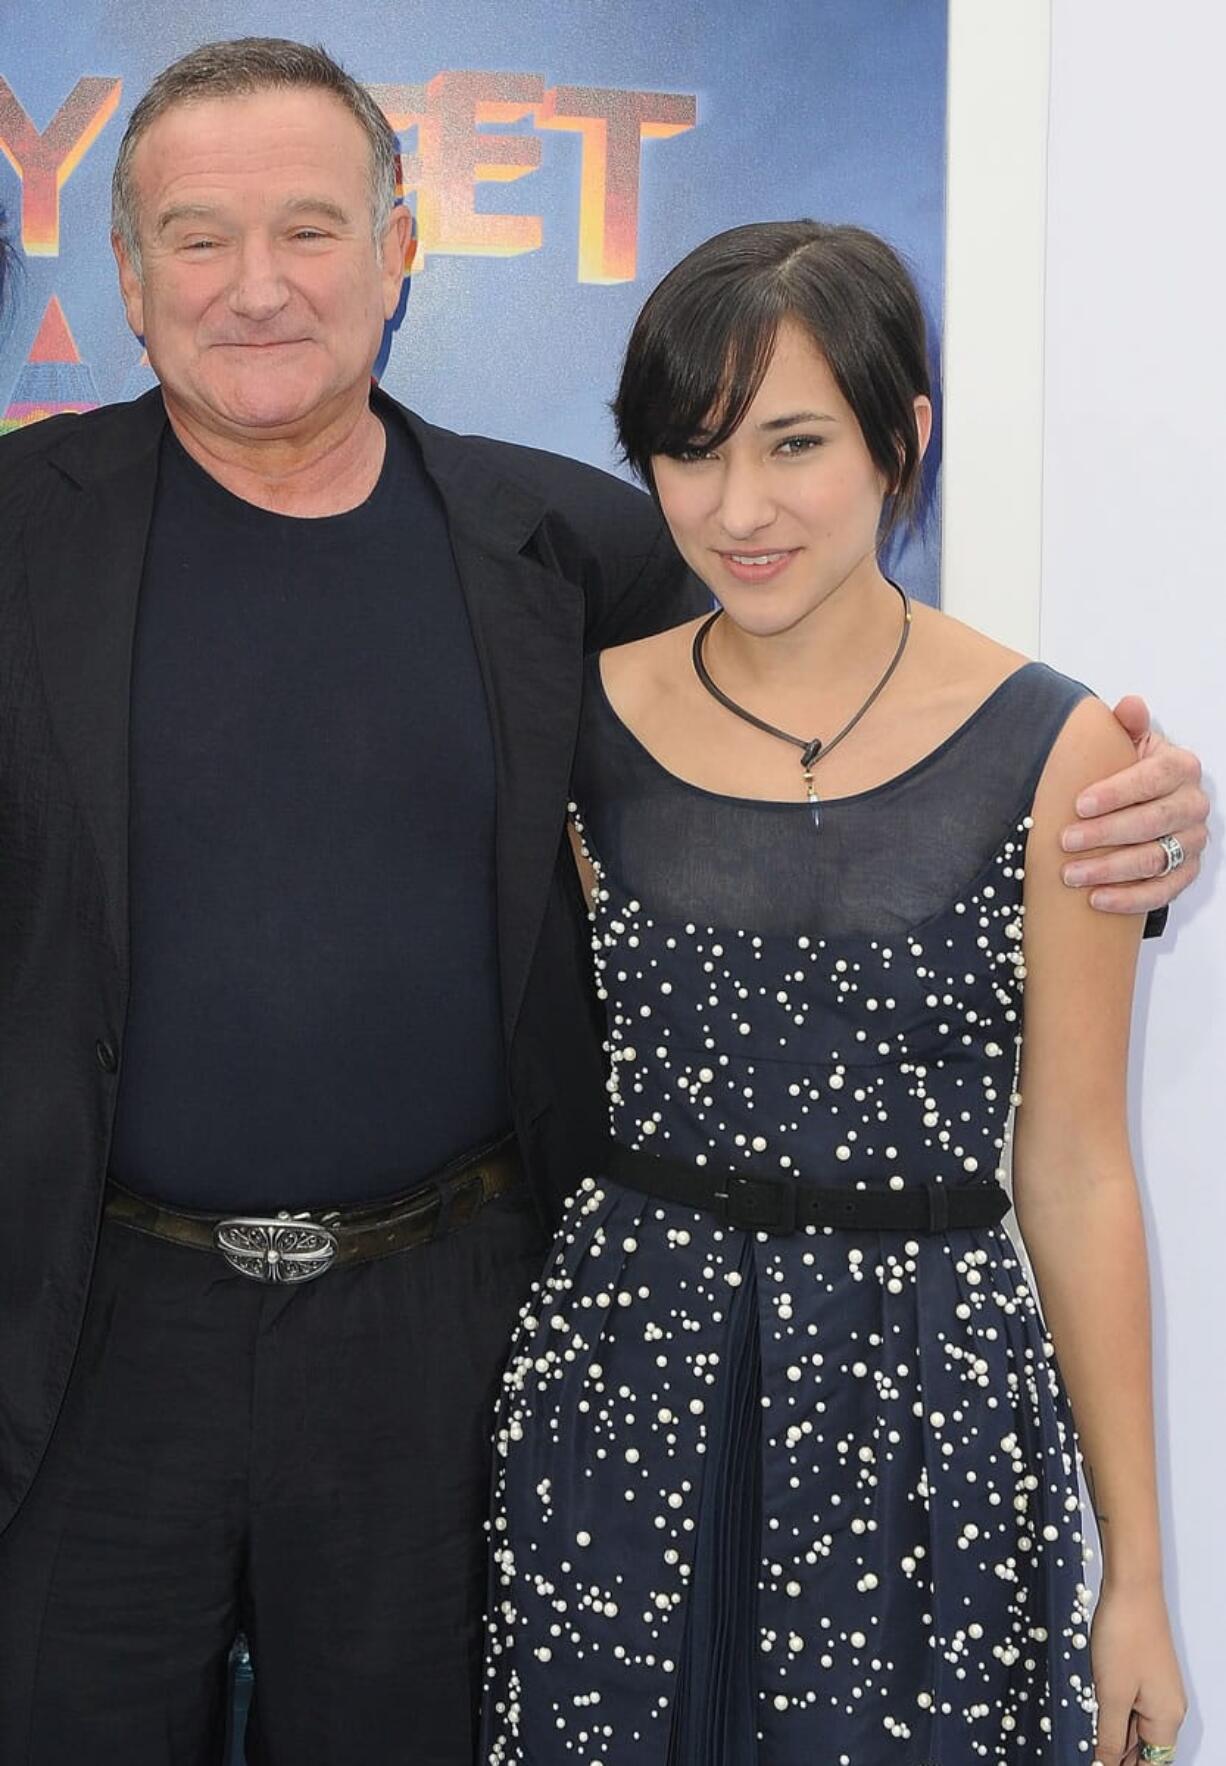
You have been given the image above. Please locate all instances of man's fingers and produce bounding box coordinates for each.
[1110,692,1152,749]
[1062,821,1207,890]
[1072,745,1203,822]
[1063,782,1210,854]
[1085,853,1202,914]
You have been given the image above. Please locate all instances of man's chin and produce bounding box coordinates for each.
[180,376,344,438]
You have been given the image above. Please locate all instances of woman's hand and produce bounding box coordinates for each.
[1090,1581,1187,1764]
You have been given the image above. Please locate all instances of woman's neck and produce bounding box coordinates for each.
[703,557,908,729]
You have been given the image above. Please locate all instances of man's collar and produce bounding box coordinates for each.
[41,382,549,552]
[373,384,548,551]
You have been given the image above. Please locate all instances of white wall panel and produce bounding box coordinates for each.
[1042,5,1224,1758]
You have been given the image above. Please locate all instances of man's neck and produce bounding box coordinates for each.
[163,396,389,518]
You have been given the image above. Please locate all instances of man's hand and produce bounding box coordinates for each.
[1060,696,1209,913]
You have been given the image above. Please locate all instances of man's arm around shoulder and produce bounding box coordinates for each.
[460,432,707,650]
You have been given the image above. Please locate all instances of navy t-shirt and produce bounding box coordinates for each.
[108,414,508,1211]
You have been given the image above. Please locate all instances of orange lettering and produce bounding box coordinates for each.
[397,71,545,260]
[539,87,696,283]
[0,76,122,255]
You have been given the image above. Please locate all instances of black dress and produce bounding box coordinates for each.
[482,657,1098,1764]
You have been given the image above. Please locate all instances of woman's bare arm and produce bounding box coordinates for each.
[568,820,598,910]
[1013,696,1186,1765]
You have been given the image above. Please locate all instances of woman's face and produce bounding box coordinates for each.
[652,319,924,638]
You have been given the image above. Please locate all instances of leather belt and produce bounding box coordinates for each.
[104,1136,522,1284]
[605,1140,1010,1237]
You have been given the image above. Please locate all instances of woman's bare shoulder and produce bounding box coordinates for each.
[597,615,709,718]
[1032,695,1136,829]
[907,602,1031,696]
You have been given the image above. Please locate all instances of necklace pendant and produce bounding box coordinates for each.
[690,587,911,830]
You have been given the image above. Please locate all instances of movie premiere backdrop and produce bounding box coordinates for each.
[0,0,948,604]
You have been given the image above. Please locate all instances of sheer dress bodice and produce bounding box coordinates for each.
[571,657,1089,1193]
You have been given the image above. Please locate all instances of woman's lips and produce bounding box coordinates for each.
[715,549,798,584]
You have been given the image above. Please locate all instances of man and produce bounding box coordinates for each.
[0,38,1207,1766]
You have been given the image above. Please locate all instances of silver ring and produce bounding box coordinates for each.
[1157,833,1186,876]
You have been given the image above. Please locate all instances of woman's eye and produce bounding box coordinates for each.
[675,444,714,463]
[777,434,825,456]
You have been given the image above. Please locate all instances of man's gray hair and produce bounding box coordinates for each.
[111,38,398,272]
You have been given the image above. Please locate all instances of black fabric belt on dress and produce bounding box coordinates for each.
[103,1134,522,1281]
[605,1140,1010,1237]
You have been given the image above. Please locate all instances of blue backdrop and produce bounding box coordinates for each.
[0,0,948,600]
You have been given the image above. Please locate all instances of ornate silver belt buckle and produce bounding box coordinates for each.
[214,1211,339,1283]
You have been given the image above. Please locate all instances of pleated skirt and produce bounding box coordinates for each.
[481,1176,1096,1765]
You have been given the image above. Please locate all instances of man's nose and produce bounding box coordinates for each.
[227,237,291,320]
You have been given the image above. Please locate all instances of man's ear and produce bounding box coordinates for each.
[381,207,414,321]
[113,231,145,339]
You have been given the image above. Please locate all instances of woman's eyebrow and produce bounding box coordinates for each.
[758,411,838,431]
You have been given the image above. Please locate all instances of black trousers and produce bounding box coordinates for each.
[0,1186,546,1765]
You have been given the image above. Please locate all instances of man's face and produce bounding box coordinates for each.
[114,87,409,441]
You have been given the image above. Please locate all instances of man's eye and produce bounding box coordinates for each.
[292,229,328,242]
[183,239,220,252]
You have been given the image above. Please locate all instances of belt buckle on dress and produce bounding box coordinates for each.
[718,1173,798,1236]
[213,1211,339,1283]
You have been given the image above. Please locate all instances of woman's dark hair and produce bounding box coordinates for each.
[614,220,930,541]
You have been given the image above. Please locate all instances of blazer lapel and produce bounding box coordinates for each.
[24,392,165,963]
[399,402,586,1051]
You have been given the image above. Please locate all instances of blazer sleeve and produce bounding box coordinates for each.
[585,519,709,652]
[525,456,708,650]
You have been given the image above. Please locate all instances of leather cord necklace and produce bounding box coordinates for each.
[690,581,912,828]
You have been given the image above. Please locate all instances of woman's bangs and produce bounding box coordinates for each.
[652,300,780,458]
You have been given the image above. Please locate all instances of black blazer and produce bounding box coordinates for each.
[0,387,704,1534]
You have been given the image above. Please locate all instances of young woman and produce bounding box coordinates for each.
[480,222,1186,1766]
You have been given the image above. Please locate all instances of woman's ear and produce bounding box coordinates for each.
[913,394,934,462]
